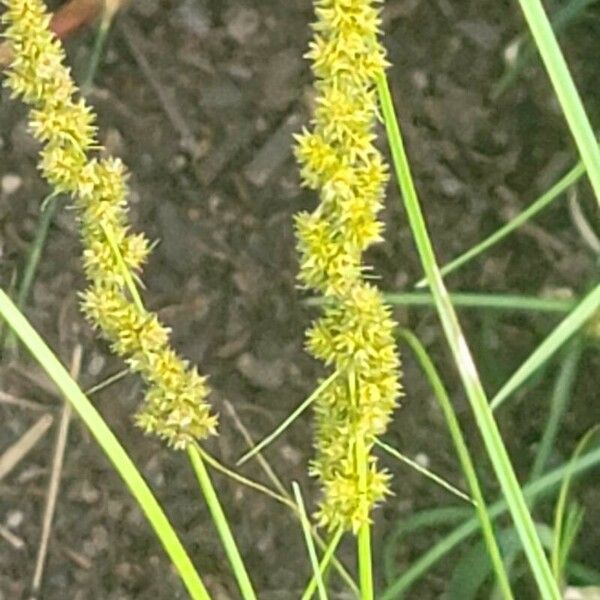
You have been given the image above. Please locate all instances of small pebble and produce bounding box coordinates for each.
[236,353,285,390]
[414,452,430,468]
[1,173,23,196]
[224,6,260,45]
[6,510,24,529]
[87,352,106,377]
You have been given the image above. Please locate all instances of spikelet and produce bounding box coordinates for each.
[2,0,217,448]
[295,0,402,533]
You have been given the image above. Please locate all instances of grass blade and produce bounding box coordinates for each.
[414,161,586,287]
[490,284,600,411]
[516,0,600,207]
[380,445,600,598]
[492,0,597,98]
[0,288,211,600]
[396,329,513,599]
[378,72,560,599]
[552,426,600,582]
[384,292,575,313]
[529,340,583,482]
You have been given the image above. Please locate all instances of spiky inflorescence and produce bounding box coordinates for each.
[2,0,217,448]
[295,0,402,533]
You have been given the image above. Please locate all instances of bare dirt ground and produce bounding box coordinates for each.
[1,0,599,598]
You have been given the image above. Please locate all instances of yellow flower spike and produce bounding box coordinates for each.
[3,0,217,448]
[295,0,402,532]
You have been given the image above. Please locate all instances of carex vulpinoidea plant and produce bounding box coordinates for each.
[1,1,263,597]
[1,0,217,449]
[294,0,402,536]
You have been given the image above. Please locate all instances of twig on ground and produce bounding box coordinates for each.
[568,187,600,255]
[0,390,48,412]
[0,523,26,550]
[118,20,196,153]
[30,345,82,599]
[0,414,54,482]
[59,543,93,570]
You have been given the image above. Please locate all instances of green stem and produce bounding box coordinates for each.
[81,14,113,92]
[293,482,328,600]
[397,329,514,599]
[187,444,258,600]
[3,194,61,354]
[0,288,211,600]
[357,517,373,600]
[378,73,560,600]
[101,222,145,314]
[349,369,373,600]
[516,0,600,207]
[301,528,345,600]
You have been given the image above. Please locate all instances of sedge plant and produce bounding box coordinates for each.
[0,0,598,598]
[293,0,403,596]
[0,1,257,598]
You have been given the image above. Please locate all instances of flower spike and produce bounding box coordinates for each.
[295,0,402,532]
[2,0,217,448]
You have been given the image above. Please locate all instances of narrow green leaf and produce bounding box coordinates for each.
[491,285,600,411]
[378,73,561,599]
[380,446,600,598]
[516,0,600,207]
[0,288,211,600]
[414,161,586,287]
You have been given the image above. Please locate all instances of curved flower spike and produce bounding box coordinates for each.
[2,0,217,448]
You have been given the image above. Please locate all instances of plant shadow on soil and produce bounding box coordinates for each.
[0,0,599,598]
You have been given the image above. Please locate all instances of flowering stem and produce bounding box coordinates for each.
[100,222,145,313]
[187,444,257,600]
[103,222,256,600]
[293,482,328,600]
[350,369,373,600]
[357,465,373,600]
